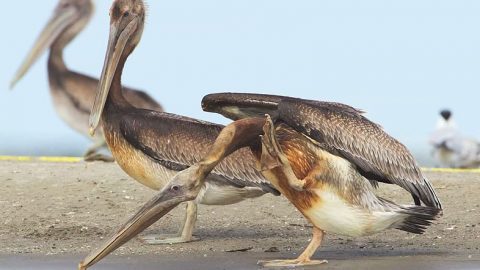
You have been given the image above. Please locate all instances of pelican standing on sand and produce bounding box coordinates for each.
[85,0,278,245]
[10,0,163,161]
[79,93,442,269]
[430,109,480,168]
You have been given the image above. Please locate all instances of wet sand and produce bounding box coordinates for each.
[1,252,480,270]
[1,161,479,269]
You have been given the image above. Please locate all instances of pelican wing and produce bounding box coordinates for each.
[202,93,283,120]
[278,98,442,209]
[201,93,441,208]
[119,110,279,194]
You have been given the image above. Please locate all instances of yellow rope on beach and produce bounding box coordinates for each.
[38,156,83,163]
[0,156,82,163]
[421,167,480,173]
[1,156,480,172]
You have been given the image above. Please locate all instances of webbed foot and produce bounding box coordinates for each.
[260,115,283,171]
[260,114,304,191]
[141,234,199,245]
[258,259,328,268]
[84,153,115,163]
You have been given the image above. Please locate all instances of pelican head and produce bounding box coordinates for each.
[10,0,93,89]
[79,165,206,270]
[89,0,146,136]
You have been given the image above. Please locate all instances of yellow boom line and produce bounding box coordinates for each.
[0,156,83,163]
[1,156,480,173]
[421,167,480,173]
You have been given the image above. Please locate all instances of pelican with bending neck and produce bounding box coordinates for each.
[79,93,442,269]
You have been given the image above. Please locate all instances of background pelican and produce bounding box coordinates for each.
[10,0,163,161]
[429,109,480,168]
[79,93,442,269]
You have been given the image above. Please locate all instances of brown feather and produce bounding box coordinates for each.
[201,93,441,209]
[279,99,441,208]
[102,109,277,193]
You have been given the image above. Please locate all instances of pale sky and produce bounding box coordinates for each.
[1,1,479,164]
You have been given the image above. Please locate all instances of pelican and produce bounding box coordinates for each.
[84,0,278,245]
[430,109,480,168]
[10,0,163,161]
[79,93,442,269]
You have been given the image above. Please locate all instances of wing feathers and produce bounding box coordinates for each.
[278,99,441,209]
[201,93,441,209]
[119,110,277,194]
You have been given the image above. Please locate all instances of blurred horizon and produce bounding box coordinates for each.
[1,0,480,166]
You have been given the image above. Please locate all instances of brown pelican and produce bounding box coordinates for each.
[429,110,480,168]
[85,0,278,245]
[10,0,163,161]
[79,93,442,269]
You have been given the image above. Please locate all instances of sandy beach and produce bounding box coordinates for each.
[1,161,479,269]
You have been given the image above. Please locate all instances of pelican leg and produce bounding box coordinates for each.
[258,227,328,268]
[260,115,304,191]
[84,139,114,162]
[141,201,199,245]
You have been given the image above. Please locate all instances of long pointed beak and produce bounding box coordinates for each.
[10,7,77,89]
[88,18,138,136]
[78,187,189,270]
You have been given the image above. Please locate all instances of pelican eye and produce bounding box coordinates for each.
[123,11,130,17]
[171,185,180,192]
